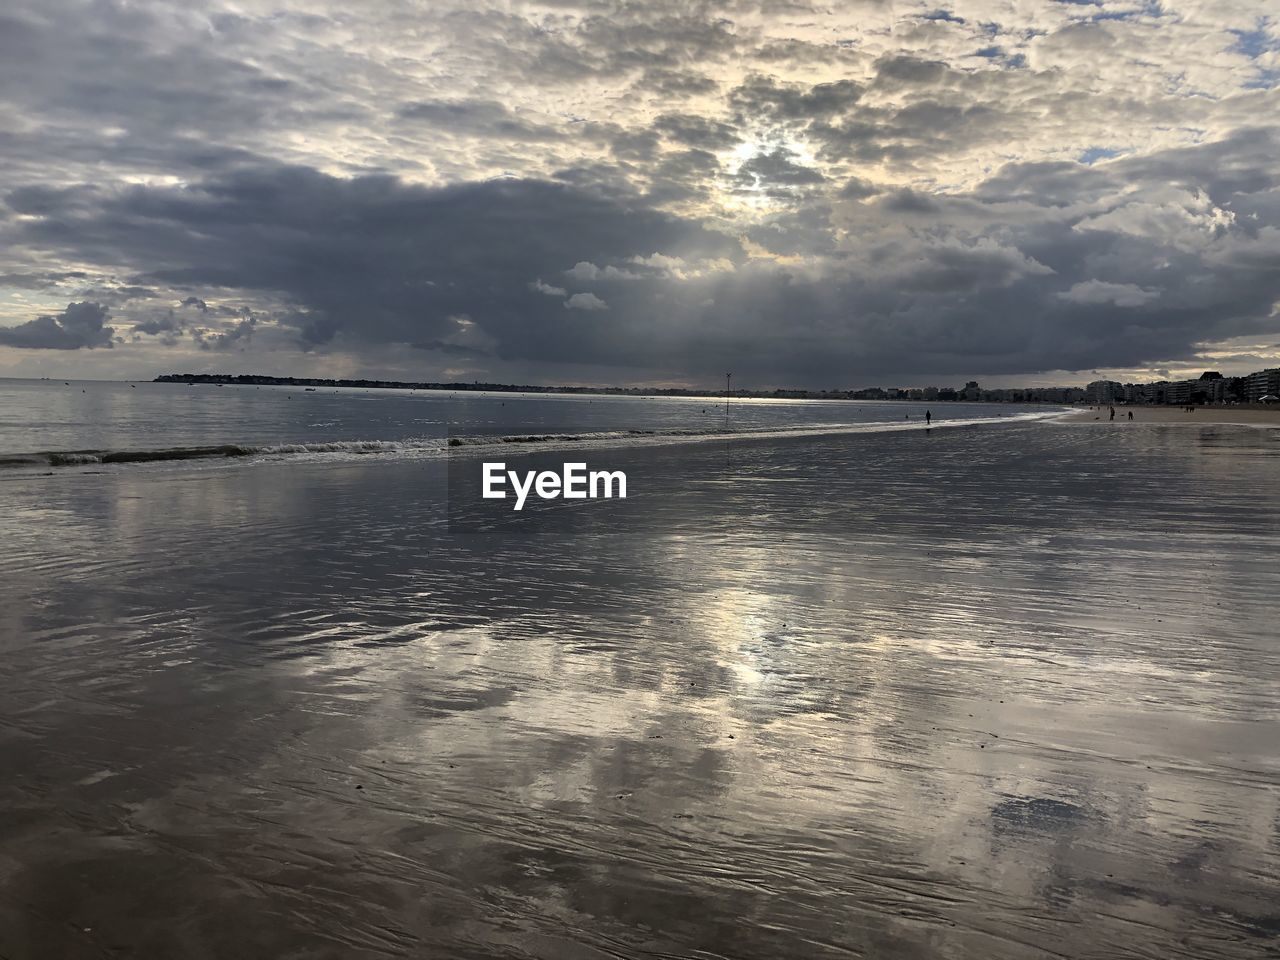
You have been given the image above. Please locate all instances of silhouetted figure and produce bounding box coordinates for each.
[1109,406,1116,421]
[925,410,932,426]
[1128,410,1133,420]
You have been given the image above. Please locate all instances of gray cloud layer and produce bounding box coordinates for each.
[1,0,1278,384]
[0,302,114,350]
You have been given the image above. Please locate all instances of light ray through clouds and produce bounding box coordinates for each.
[0,0,1278,385]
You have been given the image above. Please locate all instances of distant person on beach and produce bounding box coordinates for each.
[925,410,932,426]
[1109,406,1116,421]
[1128,410,1134,420]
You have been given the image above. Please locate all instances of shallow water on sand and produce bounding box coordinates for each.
[0,377,1053,468]
[1,420,1279,958]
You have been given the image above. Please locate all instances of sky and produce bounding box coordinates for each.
[1,0,1278,389]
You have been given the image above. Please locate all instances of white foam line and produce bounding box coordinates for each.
[438,411,1066,462]
[5,411,1068,475]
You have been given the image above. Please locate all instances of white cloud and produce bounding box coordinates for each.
[565,261,639,281]
[530,279,567,296]
[565,262,600,282]
[564,292,608,311]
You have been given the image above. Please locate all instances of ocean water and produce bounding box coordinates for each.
[2,383,1279,959]
[0,378,1059,469]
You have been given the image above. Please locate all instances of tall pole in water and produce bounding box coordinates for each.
[725,372,732,430]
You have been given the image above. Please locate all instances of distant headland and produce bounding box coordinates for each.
[153,368,1280,405]
[152,373,1063,403]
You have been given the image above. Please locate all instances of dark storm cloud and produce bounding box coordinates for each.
[7,123,1279,383]
[5,165,741,363]
[0,302,114,350]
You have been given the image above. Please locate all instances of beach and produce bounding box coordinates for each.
[5,0,1280,955]
[2,413,1278,959]
[1065,405,1280,425]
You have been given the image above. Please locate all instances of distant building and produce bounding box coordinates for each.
[841,366,1272,406]
[1085,380,1122,404]
[1166,380,1194,404]
[1205,377,1239,403]
[1122,382,1148,403]
[1243,368,1280,402]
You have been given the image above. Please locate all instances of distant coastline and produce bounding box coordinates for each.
[151,373,1064,404]
[152,370,1280,406]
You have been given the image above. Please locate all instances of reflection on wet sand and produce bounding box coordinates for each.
[1,422,1278,958]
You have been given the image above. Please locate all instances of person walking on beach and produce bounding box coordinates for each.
[925,410,932,426]
[1109,406,1116,421]
[1128,410,1133,420]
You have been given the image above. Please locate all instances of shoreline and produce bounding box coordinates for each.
[1,411,1065,477]
[1063,406,1280,425]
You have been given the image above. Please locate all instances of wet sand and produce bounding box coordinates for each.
[1066,405,1280,425]
[2,421,1279,958]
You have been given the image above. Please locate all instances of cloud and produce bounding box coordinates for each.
[653,113,741,151]
[531,279,567,296]
[2,1,1279,383]
[8,131,1280,383]
[565,261,641,282]
[732,147,826,194]
[729,74,864,122]
[396,99,562,141]
[873,54,950,87]
[193,313,257,350]
[132,311,184,336]
[1058,281,1160,307]
[565,292,608,311]
[0,301,114,349]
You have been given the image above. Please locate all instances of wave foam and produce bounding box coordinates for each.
[4,412,1065,472]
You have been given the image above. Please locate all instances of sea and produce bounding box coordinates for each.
[0,377,1059,470]
[2,376,1279,959]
